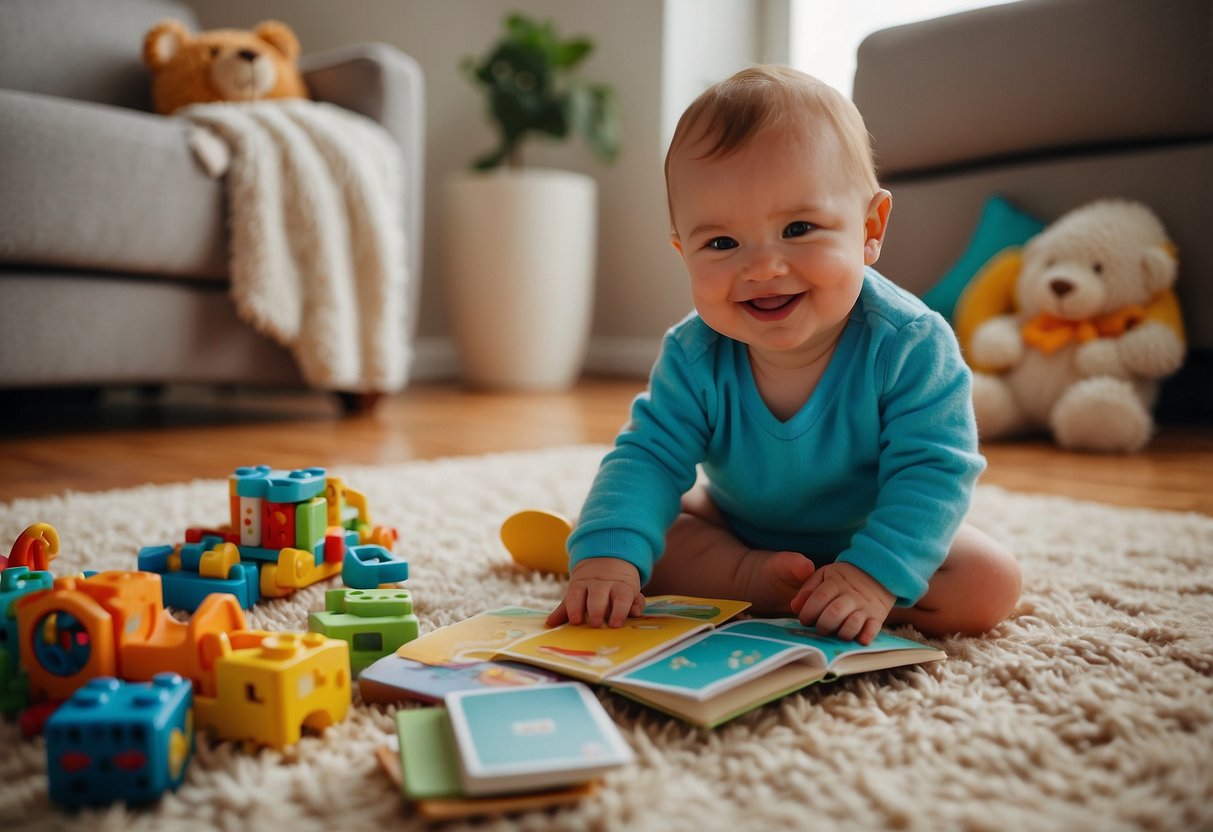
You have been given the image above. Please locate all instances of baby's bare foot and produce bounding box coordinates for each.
[736,550,815,616]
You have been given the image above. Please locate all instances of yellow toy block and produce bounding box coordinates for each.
[193,631,351,748]
[324,477,347,528]
[259,548,343,598]
[199,542,241,580]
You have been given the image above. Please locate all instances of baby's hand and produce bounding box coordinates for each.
[790,562,894,645]
[547,557,645,628]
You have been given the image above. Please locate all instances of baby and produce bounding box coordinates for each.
[548,66,1020,644]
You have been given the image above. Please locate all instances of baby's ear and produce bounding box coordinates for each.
[670,234,684,256]
[863,189,892,265]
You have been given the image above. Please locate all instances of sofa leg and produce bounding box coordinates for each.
[334,391,383,415]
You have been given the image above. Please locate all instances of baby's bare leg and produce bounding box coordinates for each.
[886,523,1021,636]
[645,486,814,615]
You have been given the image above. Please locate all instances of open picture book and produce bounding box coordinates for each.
[394,595,945,728]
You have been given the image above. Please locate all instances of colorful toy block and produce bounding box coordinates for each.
[342,544,409,589]
[0,648,27,716]
[138,539,261,612]
[4,523,60,572]
[1,566,54,663]
[308,588,420,675]
[16,571,247,702]
[193,631,350,749]
[45,673,193,808]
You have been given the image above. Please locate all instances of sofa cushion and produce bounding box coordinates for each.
[854,0,1213,177]
[0,0,196,111]
[0,89,227,280]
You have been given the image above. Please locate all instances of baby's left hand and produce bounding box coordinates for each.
[790,562,894,645]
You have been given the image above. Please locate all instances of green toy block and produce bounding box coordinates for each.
[309,588,420,675]
[326,587,413,617]
[0,649,28,717]
[296,496,329,552]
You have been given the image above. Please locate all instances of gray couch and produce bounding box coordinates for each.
[853,0,1212,420]
[0,0,425,401]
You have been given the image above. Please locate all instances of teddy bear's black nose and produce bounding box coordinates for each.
[238,49,258,62]
[1049,279,1075,298]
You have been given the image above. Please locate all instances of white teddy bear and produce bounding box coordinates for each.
[969,199,1186,453]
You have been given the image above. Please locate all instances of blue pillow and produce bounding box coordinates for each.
[921,195,1046,322]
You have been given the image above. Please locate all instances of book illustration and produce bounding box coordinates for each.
[499,614,710,682]
[446,682,634,797]
[394,599,943,729]
[614,632,810,700]
[359,655,560,705]
[612,619,946,705]
[396,606,551,666]
[396,595,750,678]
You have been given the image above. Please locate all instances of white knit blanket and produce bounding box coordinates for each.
[183,100,410,392]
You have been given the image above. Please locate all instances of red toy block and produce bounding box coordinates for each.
[261,502,296,550]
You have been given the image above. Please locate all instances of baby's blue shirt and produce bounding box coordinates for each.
[567,268,986,606]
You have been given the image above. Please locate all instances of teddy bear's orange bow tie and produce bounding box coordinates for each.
[1021,306,1147,355]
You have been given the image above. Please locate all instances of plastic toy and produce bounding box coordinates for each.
[500,510,572,575]
[341,543,409,589]
[138,466,398,611]
[0,566,54,716]
[45,673,193,808]
[195,631,349,748]
[14,570,351,749]
[308,588,420,675]
[3,522,60,572]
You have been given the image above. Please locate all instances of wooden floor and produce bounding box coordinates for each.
[2,378,1211,515]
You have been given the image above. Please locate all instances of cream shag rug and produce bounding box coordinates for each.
[2,446,1211,832]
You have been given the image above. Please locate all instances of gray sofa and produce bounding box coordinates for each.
[853,0,1212,420]
[0,0,424,401]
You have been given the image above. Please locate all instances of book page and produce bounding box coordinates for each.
[396,607,551,665]
[499,615,711,682]
[719,619,944,673]
[608,629,820,701]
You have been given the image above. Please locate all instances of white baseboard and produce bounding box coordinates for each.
[410,335,657,382]
[581,335,660,377]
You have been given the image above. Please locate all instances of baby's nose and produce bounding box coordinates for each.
[743,246,787,279]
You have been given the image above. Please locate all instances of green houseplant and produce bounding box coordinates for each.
[463,13,621,170]
[444,14,621,390]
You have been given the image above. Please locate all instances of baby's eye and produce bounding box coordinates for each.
[706,237,738,251]
[783,221,813,238]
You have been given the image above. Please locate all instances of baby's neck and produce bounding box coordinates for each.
[748,321,848,422]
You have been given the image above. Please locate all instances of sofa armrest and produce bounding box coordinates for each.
[853,0,1213,178]
[300,43,426,290]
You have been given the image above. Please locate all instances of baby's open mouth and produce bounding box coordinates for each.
[740,293,804,320]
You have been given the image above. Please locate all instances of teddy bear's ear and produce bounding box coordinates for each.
[1142,244,1178,293]
[144,19,190,70]
[254,20,301,61]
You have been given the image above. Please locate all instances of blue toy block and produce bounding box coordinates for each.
[160,563,261,612]
[139,540,261,612]
[136,544,175,574]
[0,566,54,663]
[45,673,194,808]
[342,544,409,589]
[232,466,327,503]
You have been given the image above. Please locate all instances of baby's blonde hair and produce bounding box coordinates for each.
[665,66,880,223]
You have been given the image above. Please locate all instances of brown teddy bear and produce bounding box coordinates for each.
[143,19,308,115]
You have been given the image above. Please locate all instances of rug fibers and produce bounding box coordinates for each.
[1,446,1210,832]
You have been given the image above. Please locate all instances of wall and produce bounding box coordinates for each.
[184,0,770,379]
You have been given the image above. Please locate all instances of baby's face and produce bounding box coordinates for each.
[669,122,885,361]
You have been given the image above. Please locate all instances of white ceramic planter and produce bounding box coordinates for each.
[442,169,597,390]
